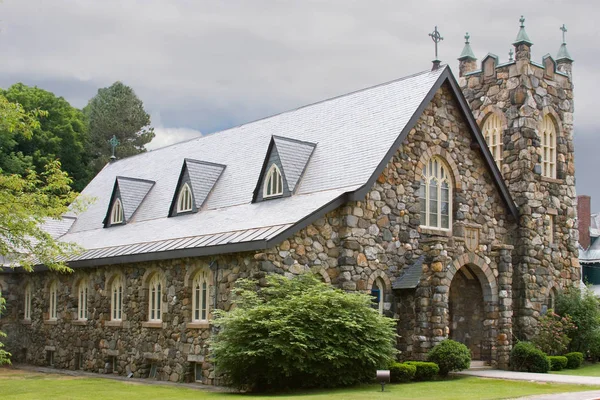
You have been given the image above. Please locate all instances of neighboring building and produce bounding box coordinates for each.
[577,195,600,292]
[0,18,578,383]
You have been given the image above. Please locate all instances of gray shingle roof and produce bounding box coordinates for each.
[41,66,516,267]
[185,159,226,209]
[392,256,425,289]
[272,136,316,193]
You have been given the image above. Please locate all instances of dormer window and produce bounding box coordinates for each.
[177,183,193,213]
[264,164,283,198]
[111,199,124,224]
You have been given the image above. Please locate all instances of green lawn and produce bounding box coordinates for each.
[552,362,600,377]
[0,368,598,400]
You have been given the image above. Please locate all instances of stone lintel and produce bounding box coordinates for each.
[71,320,88,326]
[106,349,119,357]
[420,235,450,243]
[143,352,162,361]
[43,319,58,325]
[104,320,123,328]
[44,346,56,352]
[187,354,205,363]
[141,321,163,329]
[186,322,211,330]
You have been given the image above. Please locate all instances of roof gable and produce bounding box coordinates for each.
[273,136,316,193]
[170,159,226,216]
[103,176,155,226]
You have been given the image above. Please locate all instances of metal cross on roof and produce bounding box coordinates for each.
[520,15,525,27]
[509,48,514,62]
[109,135,120,160]
[464,32,470,44]
[429,26,444,61]
[560,24,567,43]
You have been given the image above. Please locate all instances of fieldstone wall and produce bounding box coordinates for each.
[459,44,580,339]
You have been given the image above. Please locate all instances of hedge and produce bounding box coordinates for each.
[548,356,568,371]
[404,361,439,381]
[389,362,417,383]
[510,341,550,373]
[565,352,584,369]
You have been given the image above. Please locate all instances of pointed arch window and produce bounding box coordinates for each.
[192,269,210,322]
[177,183,193,213]
[371,278,385,315]
[419,157,452,230]
[263,164,283,198]
[148,274,162,322]
[49,281,58,320]
[482,113,503,167]
[24,284,32,321]
[111,276,123,321]
[110,198,124,224]
[77,280,88,321]
[540,115,557,179]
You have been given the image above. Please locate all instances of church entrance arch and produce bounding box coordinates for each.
[446,255,498,363]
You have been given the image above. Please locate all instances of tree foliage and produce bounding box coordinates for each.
[531,311,576,355]
[1,84,91,191]
[84,81,154,174]
[0,293,10,365]
[210,274,397,392]
[555,286,600,353]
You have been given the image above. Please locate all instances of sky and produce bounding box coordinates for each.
[0,0,598,210]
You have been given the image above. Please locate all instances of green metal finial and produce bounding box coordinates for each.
[509,48,514,62]
[458,32,477,61]
[109,135,120,160]
[513,15,533,46]
[556,24,573,62]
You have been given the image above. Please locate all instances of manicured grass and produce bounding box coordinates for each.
[0,368,598,400]
[552,362,600,377]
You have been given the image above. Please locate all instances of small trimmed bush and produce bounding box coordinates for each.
[389,362,416,383]
[565,352,584,369]
[405,361,439,381]
[510,341,551,373]
[427,339,471,376]
[548,356,568,371]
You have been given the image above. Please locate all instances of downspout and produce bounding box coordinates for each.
[209,260,218,312]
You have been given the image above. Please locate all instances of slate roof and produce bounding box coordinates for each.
[184,159,226,209]
[23,66,517,268]
[272,136,316,193]
[392,256,425,289]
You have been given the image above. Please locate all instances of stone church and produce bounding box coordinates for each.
[0,18,578,383]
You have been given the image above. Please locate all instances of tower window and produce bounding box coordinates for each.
[482,113,503,168]
[78,280,88,321]
[148,274,162,322]
[419,156,453,230]
[540,115,557,179]
[48,281,58,320]
[371,278,385,315]
[263,164,283,198]
[110,198,124,224]
[177,183,193,213]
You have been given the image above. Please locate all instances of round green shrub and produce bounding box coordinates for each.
[510,341,550,373]
[404,361,439,381]
[427,339,471,376]
[548,356,568,371]
[389,362,416,383]
[210,274,397,391]
[565,352,584,369]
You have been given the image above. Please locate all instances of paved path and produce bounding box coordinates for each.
[458,369,600,400]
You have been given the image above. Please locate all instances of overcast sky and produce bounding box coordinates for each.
[1,1,598,210]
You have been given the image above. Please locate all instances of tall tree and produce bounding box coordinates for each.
[0,94,82,365]
[84,82,154,173]
[1,84,91,191]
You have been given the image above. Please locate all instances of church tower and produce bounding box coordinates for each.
[458,17,578,339]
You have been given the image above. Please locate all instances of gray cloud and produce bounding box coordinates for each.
[0,0,598,205]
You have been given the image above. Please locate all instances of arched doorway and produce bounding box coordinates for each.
[444,254,499,364]
[449,265,485,360]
